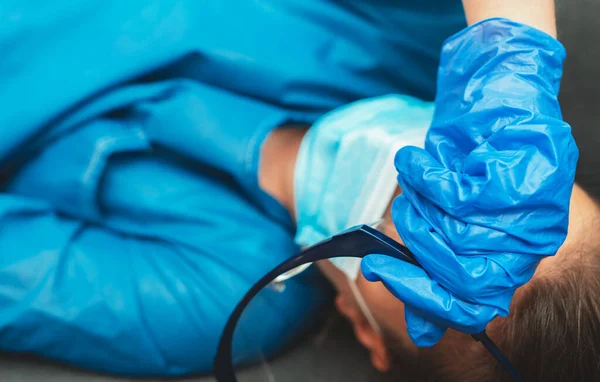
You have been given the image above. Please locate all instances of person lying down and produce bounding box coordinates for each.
[261,97,600,381]
[2,94,598,381]
[259,98,600,381]
[332,185,600,382]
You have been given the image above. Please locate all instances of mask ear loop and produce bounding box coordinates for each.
[344,144,399,337]
[347,277,382,335]
[214,225,523,382]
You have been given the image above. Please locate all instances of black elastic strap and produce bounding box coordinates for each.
[213,226,417,381]
[472,331,523,381]
[214,225,522,382]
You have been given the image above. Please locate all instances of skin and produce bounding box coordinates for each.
[258,4,564,372]
[258,125,600,373]
[462,0,557,37]
[262,0,561,216]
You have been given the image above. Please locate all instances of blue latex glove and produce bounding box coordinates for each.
[362,18,579,346]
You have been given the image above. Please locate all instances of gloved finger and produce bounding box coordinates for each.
[396,138,574,248]
[395,145,481,215]
[404,307,446,347]
[397,181,543,264]
[391,195,524,307]
[396,143,562,226]
[361,254,497,335]
[398,186,507,256]
[390,195,475,298]
[362,254,446,346]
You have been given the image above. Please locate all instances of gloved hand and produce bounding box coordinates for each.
[362,18,579,346]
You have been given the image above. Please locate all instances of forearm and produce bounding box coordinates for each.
[462,0,557,37]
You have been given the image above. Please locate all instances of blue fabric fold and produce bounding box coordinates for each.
[0,0,464,375]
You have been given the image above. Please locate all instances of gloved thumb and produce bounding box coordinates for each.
[361,254,490,345]
[404,307,446,347]
[361,254,447,346]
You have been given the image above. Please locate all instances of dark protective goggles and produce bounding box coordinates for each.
[213,224,522,382]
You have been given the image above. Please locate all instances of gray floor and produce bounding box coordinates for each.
[0,313,391,382]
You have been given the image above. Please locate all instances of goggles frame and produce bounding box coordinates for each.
[213,224,522,382]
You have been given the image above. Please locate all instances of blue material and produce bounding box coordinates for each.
[2,80,332,376]
[294,94,434,278]
[0,0,465,376]
[362,19,579,346]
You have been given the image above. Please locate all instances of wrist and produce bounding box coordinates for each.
[442,18,565,71]
[435,17,567,130]
[462,0,557,38]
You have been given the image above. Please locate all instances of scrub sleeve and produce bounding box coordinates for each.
[1,80,331,375]
[0,0,466,375]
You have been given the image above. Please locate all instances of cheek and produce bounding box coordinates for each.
[358,273,415,349]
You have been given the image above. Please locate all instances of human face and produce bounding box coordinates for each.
[315,216,414,372]
[317,184,590,372]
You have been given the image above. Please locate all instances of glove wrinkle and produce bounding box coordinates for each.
[364,18,578,346]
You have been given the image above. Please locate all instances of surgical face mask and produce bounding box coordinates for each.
[294,94,434,280]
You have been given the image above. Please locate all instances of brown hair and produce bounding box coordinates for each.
[388,241,600,381]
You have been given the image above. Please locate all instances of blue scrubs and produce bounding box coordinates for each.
[0,0,465,376]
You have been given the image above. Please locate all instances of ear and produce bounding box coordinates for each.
[336,296,391,372]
